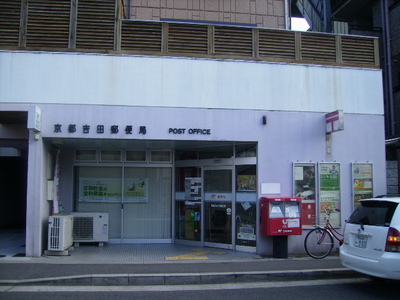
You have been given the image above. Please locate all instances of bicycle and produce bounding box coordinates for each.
[304,207,344,259]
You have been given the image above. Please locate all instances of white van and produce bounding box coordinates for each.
[340,196,400,280]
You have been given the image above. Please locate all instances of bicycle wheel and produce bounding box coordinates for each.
[304,228,334,259]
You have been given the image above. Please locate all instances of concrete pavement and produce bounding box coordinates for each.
[0,244,364,286]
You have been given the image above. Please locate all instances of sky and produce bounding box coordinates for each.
[291,17,310,31]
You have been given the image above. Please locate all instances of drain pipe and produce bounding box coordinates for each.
[127,0,131,19]
[285,0,289,29]
[381,0,395,136]
[324,0,332,32]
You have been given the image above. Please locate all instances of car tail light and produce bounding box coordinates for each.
[385,227,400,252]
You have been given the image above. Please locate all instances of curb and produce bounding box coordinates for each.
[0,268,363,286]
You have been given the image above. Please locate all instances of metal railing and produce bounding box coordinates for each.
[0,0,379,68]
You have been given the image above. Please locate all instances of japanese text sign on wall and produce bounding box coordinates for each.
[79,178,148,203]
[54,124,147,135]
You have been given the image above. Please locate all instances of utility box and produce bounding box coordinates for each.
[72,212,109,246]
[46,214,74,256]
[260,197,302,236]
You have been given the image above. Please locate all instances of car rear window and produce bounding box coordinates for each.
[347,201,398,227]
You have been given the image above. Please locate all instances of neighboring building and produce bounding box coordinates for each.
[0,0,385,257]
[292,0,400,194]
[125,0,289,29]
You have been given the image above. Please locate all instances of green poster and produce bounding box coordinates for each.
[319,163,341,227]
[79,177,148,203]
[320,174,340,190]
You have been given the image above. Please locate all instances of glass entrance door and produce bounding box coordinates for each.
[204,168,233,249]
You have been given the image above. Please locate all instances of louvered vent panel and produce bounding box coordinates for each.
[76,0,115,50]
[342,36,376,66]
[214,26,253,56]
[121,21,162,52]
[259,29,296,59]
[73,217,94,240]
[0,0,21,46]
[49,216,61,250]
[168,23,208,54]
[301,33,336,63]
[26,0,70,48]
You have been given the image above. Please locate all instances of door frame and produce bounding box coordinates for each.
[173,147,257,252]
[202,166,235,250]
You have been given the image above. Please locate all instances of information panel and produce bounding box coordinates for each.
[318,163,341,227]
[352,163,373,208]
[293,163,316,228]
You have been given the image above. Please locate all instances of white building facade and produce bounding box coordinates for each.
[0,47,385,257]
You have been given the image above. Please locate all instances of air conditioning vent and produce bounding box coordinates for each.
[72,212,109,245]
[47,215,74,251]
[73,217,94,240]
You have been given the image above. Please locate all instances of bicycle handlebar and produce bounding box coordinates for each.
[324,206,331,214]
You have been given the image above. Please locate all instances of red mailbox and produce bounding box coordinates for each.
[260,197,302,236]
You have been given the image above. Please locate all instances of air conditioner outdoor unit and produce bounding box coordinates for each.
[47,214,74,252]
[72,212,109,246]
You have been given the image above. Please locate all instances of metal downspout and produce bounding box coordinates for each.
[285,0,289,29]
[381,0,395,136]
[324,0,332,32]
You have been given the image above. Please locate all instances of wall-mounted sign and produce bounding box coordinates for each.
[293,163,316,228]
[326,110,344,134]
[54,124,147,135]
[352,163,373,208]
[28,105,41,132]
[169,128,211,135]
[319,163,341,227]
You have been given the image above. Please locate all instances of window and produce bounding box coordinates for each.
[199,146,233,159]
[75,149,96,161]
[348,201,398,227]
[126,150,146,162]
[101,150,121,161]
[236,165,257,247]
[150,150,171,162]
[236,144,256,158]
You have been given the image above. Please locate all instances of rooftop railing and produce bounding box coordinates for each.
[0,0,379,68]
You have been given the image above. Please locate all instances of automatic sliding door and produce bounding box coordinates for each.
[204,168,233,249]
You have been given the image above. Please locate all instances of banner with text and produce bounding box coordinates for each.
[79,178,148,203]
